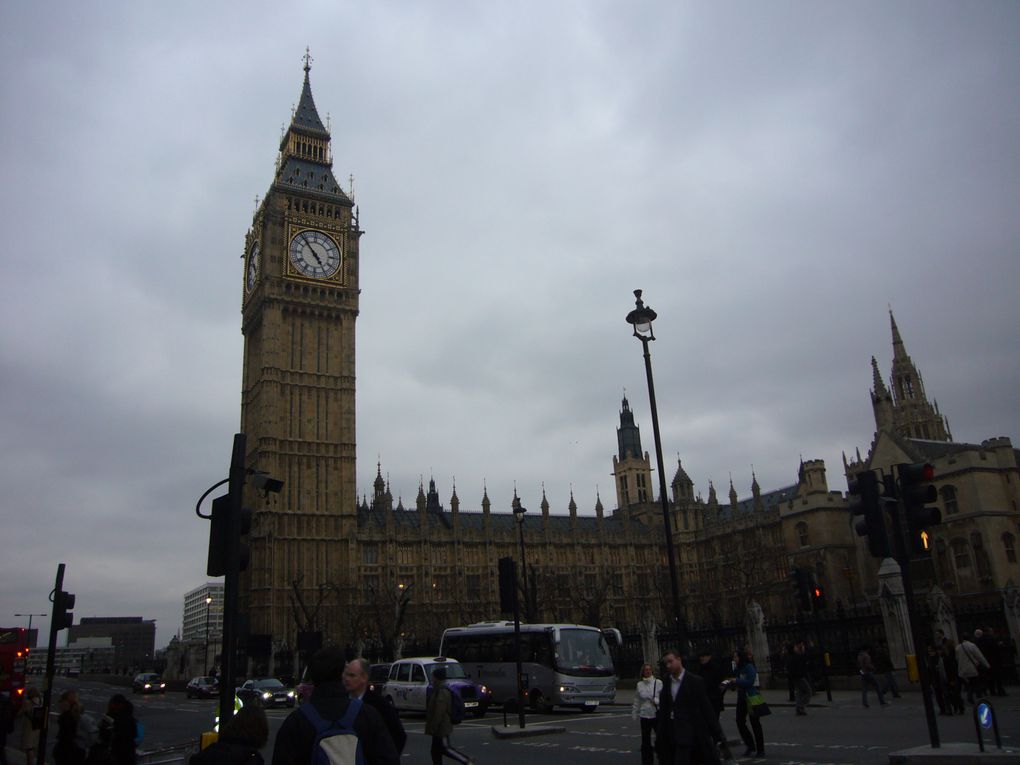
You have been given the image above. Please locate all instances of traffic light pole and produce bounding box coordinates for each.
[218,433,247,729]
[39,563,69,764]
[889,467,939,749]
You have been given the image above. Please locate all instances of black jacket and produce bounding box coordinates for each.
[360,688,406,754]
[657,671,722,764]
[190,737,263,765]
[270,682,398,765]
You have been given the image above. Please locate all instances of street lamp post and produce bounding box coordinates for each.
[14,613,47,647]
[625,289,688,651]
[512,497,530,622]
[204,596,213,675]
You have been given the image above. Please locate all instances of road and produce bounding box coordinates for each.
[19,678,1020,765]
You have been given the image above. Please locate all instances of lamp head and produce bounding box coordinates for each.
[625,289,657,341]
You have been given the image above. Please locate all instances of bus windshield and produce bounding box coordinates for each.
[555,628,614,676]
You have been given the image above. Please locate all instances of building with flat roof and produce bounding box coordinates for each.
[182,583,223,642]
[68,617,156,672]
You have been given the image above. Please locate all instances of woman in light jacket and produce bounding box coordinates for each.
[732,648,765,758]
[631,663,661,765]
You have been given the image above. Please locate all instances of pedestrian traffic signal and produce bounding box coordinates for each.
[790,568,812,612]
[811,582,827,611]
[898,462,940,557]
[53,589,75,630]
[848,469,891,558]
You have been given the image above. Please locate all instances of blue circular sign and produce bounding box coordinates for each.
[977,702,993,729]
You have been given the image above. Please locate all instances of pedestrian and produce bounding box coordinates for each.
[856,646,887,708]
[15,687,43,765]
[99,694,138,765]
[729,648,765,758]
[689,647,725,726]
[787,640,811,716]
[975,628,1006,696]
[424,667,474,765]
[271,646,398,765]
[0,690,13,765]
[955,633,989,704]
[343,658,406,755]
[54,691,87,765]
[925,643,949,715]
[941,638,965,714]
[656,650,724,765]
[873,642,901,699]
[191,704,268,765]
[631,663,662,765]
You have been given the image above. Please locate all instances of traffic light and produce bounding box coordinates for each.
[898,462,941,557]
[848,470,891,558]
[237,506,252,573]
[498,556,517,614]
[789,568,812,612]
[53,589,75,630]
[811,582,827,611]
[207,495,231,577]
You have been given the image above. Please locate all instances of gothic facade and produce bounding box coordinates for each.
[236,63,1020,667]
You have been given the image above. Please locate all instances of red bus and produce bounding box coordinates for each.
[0,627,30,706]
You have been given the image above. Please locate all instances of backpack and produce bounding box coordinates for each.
[75,713,99,751]
[448,687,466,726]
[300,699,364,765]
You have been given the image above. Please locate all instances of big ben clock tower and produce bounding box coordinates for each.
[239,53,361,657]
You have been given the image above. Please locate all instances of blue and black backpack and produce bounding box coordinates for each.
[300,699,364,765]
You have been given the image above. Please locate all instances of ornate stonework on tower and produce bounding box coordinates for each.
[239,55,362,648]
[612,396,654,515]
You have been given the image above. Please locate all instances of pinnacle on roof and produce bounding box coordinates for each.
[291,48,329,137]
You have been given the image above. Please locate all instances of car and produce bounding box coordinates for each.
[132,673,166,694]
[383,657,491,717]
[369,663,391,694]
[185,676,219,699]
[236,677,296,708]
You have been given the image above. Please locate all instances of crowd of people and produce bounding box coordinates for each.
[4,627,1012,765]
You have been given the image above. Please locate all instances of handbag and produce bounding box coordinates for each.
[746,690,771,718]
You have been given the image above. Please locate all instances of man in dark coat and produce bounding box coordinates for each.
[343,658,406,754]
[271,648,398,765]
[657,650,724,765]
[688,647,725,725]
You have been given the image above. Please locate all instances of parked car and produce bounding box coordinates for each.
[185,676,219,699]
[383,657,490,717]
[236,678,296,708]
[132,673,166,694]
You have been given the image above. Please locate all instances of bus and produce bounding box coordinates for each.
[439,621,621,712]
[0,628,30,706]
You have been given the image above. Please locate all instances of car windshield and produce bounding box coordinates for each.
[256,679,285,689]
[555,629,615,677]
[426,662,468,680]
[196,677,216,684]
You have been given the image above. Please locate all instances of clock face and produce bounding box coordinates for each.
[289,230,341,279]
[246,242,260,292]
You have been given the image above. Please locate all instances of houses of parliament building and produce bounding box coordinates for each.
[235,60,1020,665]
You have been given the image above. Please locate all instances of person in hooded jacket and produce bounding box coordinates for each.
[631,664,662,765]
[98,694,138,765]
[191,705,268,765]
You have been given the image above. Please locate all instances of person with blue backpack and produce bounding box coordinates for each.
[271,647,398,765]
[424,667,474,765]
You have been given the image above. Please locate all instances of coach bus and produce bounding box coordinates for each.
[439,621,621,712]
[0,628,30,706]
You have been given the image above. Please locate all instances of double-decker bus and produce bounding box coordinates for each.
[439,621,621,712]
[0,628,30,706]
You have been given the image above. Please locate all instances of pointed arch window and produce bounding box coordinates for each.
[951,538,971,570]
[1003,533,1017,564]
[796,521,809,547]
[941,486,959,516]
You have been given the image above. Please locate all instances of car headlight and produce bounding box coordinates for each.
[144,683,152,689]
[262,692,272,700]
[559,685,577,694]
[287,691,295,698]
[480,685,490,695]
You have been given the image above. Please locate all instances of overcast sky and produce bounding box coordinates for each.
[2,1,1018,650]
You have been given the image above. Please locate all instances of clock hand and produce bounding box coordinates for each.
[301,234,324,266]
